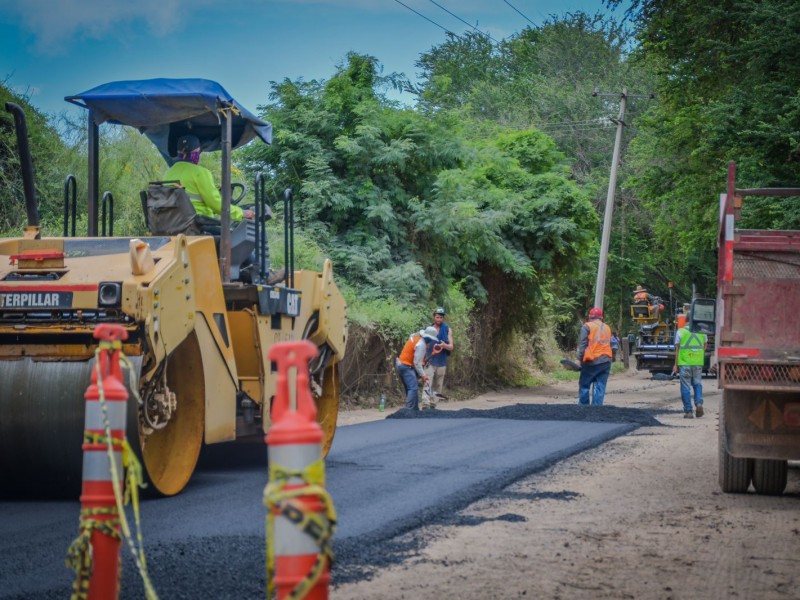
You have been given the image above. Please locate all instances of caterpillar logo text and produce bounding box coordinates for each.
[0,292,72,309]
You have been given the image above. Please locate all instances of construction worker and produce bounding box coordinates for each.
[396,326,439,410]
[423,307,454,408]
[577,307,613,406]
[633,285,652,304]
[672,317,707,418]
[164,134,255,223]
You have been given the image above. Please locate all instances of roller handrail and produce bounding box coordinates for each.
[101,191,114,237]
[4,102,40,230]
[63,175,77,237]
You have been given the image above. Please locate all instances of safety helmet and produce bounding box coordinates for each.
[176,134,202,164]
[420,326,439,341]
[177,134,201,153]
[588,307,603,318]
[433,307,446,315]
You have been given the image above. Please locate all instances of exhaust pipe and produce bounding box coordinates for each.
[5,102,41,231]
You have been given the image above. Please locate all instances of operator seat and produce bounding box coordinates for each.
[141,181,257,281]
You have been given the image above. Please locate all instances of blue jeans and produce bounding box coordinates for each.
[579,361,612,406]
[396,360,420,410]
[679,366,703,413]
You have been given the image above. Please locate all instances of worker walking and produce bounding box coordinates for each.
[577,307,613,406]
[396,327,439,410]
[672,319,707,418]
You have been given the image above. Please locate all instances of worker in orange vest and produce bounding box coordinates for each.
[577,307,613,406]
[395,326,439,410]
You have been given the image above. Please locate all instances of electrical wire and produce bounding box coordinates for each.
[502,0,536,26]
[427,0,500,44]
[390,0,460,38]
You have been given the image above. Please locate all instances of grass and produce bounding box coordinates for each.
[550,369,581,382]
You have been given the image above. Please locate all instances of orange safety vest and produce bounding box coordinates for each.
[398,334,422,366]
[583,320,612,362]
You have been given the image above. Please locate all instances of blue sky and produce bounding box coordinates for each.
[0,0,625,119]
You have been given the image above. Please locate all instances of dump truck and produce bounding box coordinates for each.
[0,79,348,496]
[717,161,800,495]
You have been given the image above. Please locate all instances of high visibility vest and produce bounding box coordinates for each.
[583,320,612,362]
[398,334,422,366]
[677,327,707,366]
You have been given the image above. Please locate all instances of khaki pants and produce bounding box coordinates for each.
[421,365,442,409]
[421,365,447,409]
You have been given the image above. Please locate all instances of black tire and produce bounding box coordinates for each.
[752,459,788,496]
[718,396,752,493]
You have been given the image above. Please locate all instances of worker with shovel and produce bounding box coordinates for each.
[396,326,440,410]
[577,307,613,406]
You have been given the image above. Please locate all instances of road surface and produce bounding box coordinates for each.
[0,406,646,599]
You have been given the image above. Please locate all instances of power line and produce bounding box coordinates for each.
[391,0,460,38]
[502,0,536,26]
[427,0,500,44]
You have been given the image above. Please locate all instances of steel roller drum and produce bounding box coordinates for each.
[0,356,141,497]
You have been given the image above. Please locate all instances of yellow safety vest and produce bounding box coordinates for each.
[677,327,706,366]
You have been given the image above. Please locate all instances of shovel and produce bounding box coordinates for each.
[560,359,581,372]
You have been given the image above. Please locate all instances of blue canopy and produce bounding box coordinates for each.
[66,78,272,162]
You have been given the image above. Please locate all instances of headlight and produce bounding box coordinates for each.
[98,282,122,308]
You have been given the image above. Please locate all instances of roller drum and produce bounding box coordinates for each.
[0,357,141,497]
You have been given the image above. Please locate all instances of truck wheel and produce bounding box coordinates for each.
[752,459,788,495]
[718,399,752,493]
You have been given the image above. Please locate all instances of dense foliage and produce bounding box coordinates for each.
[608,0,800,296]
[0,86,77,233]
[241,52,597,375]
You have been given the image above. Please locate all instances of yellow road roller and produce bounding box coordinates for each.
[0,80,347,496]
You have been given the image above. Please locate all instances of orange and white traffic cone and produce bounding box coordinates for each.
[67,324,129,600]
[264,340,337,600]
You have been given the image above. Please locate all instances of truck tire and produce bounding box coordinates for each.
[752,459,788,496]
[718,398,752,493]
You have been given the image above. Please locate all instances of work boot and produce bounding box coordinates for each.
[684,411,694,419]
[266,268,286,285]
[695,405,704,418]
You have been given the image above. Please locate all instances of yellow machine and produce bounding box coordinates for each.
[0,81,347,496]
[630,293,675,373]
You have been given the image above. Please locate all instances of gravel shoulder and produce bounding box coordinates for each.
[333,369,800,599]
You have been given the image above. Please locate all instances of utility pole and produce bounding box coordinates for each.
[591,88,653,312]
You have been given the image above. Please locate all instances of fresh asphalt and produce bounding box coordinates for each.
[0,405,659,599]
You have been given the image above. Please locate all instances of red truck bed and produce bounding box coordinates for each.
[716,163,800,495]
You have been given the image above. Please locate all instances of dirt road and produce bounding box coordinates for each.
[334,370,800,599]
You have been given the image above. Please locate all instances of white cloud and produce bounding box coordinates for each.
[3,0,207,53]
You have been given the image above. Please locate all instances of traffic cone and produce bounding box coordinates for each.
[68,324,129,600]
[264,340,337,600]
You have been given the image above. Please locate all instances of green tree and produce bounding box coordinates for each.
[608,0,800,295]
[241,52,598,380]
[0,82,77,234]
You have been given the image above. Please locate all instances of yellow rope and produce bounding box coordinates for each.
[264,459,337,599]
[66,342,159,600]
[65,507,121,600]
